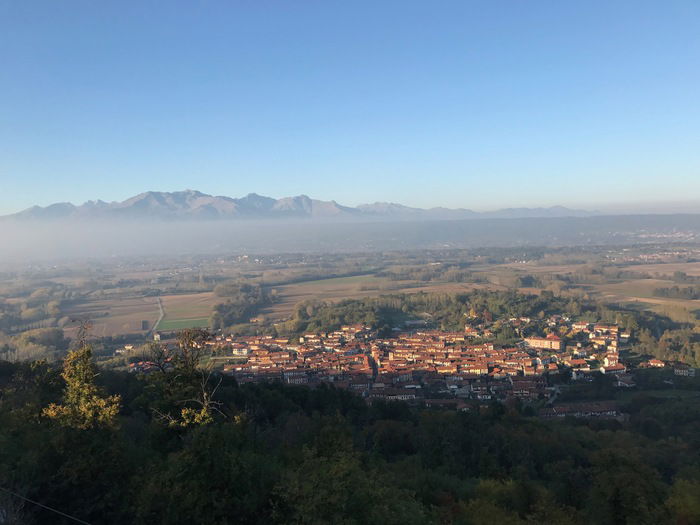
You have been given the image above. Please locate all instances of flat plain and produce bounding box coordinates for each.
[54,259,700,337]
[156,292,219,331]
[62,296,161,337]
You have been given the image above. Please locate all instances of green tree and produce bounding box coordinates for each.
[43,341,121,430]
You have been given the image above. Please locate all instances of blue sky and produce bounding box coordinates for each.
[1,1,699,214]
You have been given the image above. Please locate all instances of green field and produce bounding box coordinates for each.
[156,317,210,331]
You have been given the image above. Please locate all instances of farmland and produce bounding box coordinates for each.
[54,261,700,337]
[156,317,210,331]
[155,292,220,331]
[62,295,161,338]
[61,292,221,337]
[5,244,700,341]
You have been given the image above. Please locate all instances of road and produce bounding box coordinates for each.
[149,297,164,335]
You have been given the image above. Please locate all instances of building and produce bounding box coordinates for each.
[524,334,564,351]
[674,365,697,377]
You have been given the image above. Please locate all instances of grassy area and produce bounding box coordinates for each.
[160,292,218,317]
[156,317,210,331]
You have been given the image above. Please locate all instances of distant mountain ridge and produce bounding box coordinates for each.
[3,190,595,221]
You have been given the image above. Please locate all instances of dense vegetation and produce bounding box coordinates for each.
[0,327,70,362]
[0,284,72,333]
[1,335,700,524]
[209,283,272,332]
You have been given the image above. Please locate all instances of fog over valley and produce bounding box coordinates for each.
[2,213,700,268]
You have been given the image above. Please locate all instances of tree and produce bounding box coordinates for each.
[271,427,426,524]
[43,325,121,430]
[667,479,700,525]
[149,329,225,428]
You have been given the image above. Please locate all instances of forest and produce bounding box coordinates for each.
[1,329,700,524]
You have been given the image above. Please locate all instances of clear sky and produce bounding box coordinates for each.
[1,1,699,214]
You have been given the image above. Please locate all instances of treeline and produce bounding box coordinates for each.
[1,342,699,524]
[653,286,700,300]
[377,264,473,283]
[259,266,381,287]
[669,271,700,284]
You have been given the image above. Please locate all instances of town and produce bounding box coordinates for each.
[129,312,694,418]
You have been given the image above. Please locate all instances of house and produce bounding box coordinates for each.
[546,363,559,374]
[600,363,627,375]
[567,358,590,371]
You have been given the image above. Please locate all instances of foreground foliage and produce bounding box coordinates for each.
[42,342,121,430]
[1,352,700,524]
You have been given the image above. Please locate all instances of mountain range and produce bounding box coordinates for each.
[2,190,595,222]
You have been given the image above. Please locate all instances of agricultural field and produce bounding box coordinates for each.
[586,278,700,317]
[13,249,700,340]
[156,317,210,331]
[620,261,700,277]
[155,292,220,331]
[62,292,221,336]
[491,260,700,318]
[592,278,674,301]
[62,295,161,337]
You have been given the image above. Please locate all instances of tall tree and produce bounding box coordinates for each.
[42,324,121,429]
